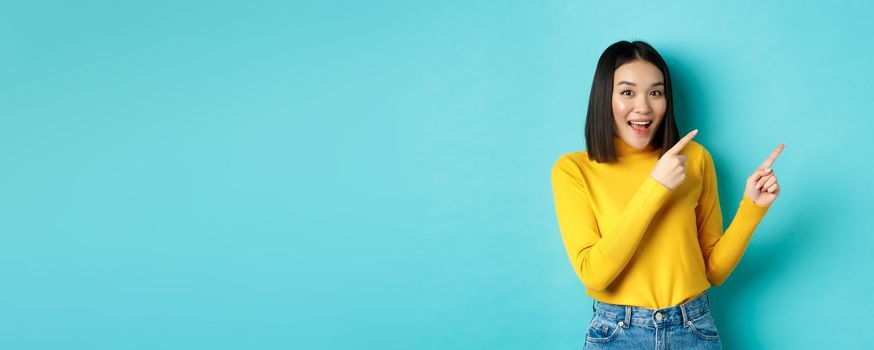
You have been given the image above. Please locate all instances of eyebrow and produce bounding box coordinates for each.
[617,81,665,87]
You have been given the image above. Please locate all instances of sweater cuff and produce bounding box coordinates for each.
[739,194,771,219]
[645,175,672,195]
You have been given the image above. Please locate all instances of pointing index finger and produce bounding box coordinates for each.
[759,144,785,169]
[666,129,698,155]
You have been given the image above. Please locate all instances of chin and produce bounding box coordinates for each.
[627,136,651,148]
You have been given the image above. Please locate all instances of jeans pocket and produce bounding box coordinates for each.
[685,312,720,341]
[586,314,621,344]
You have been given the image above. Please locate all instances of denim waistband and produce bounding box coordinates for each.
[592,290,711,327]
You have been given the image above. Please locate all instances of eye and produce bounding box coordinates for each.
[621,90,633,96]
[651,91,663,96]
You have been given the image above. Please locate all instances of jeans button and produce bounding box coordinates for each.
[655,312,663,321]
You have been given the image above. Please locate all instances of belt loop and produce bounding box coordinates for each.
[680,303,689,326]
[623,306,631,328]
[592,299,596,312]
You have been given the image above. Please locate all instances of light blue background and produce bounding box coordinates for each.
[1,1,871,349]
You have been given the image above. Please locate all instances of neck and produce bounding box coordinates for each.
[614,135,658,157]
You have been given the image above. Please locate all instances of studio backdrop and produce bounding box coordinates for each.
[1,1,871,349]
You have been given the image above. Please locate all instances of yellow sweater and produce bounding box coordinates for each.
[550,135,771,309]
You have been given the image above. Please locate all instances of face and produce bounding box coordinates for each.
[612,60,667,150]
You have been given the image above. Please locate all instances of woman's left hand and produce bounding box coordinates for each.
[744,144,785,207]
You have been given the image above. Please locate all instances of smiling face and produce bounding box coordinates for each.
[612,60,667,150]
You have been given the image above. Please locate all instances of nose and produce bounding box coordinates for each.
[634,95,652,114]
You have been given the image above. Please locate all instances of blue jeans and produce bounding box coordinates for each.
[584,290,723,349]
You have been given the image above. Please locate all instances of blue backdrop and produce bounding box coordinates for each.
[2,1,871,349]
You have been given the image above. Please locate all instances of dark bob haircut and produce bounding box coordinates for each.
[584,40,680,163]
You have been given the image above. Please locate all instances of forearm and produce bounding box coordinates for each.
[569,176,672,291]
[705,194,770,285]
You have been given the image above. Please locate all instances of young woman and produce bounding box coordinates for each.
[550,40,784,349]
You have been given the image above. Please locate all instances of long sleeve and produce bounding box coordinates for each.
[550,155,672,291]
[696,148,771,286]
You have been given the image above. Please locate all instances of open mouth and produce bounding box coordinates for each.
[628,120,653,132]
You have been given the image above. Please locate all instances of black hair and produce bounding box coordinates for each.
[584,40,680,163]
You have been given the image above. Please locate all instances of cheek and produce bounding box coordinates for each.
[652,99,667,116]
[612,98,632,117]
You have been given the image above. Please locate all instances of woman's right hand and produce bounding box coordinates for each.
[649,129,698,191]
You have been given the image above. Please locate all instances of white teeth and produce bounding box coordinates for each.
[629,121,652,127]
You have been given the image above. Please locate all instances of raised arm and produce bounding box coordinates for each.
[696,147,772,286]
[550,130,698,291]
[550,156,671,291]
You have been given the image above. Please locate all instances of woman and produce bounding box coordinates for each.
[550,40,783,349]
